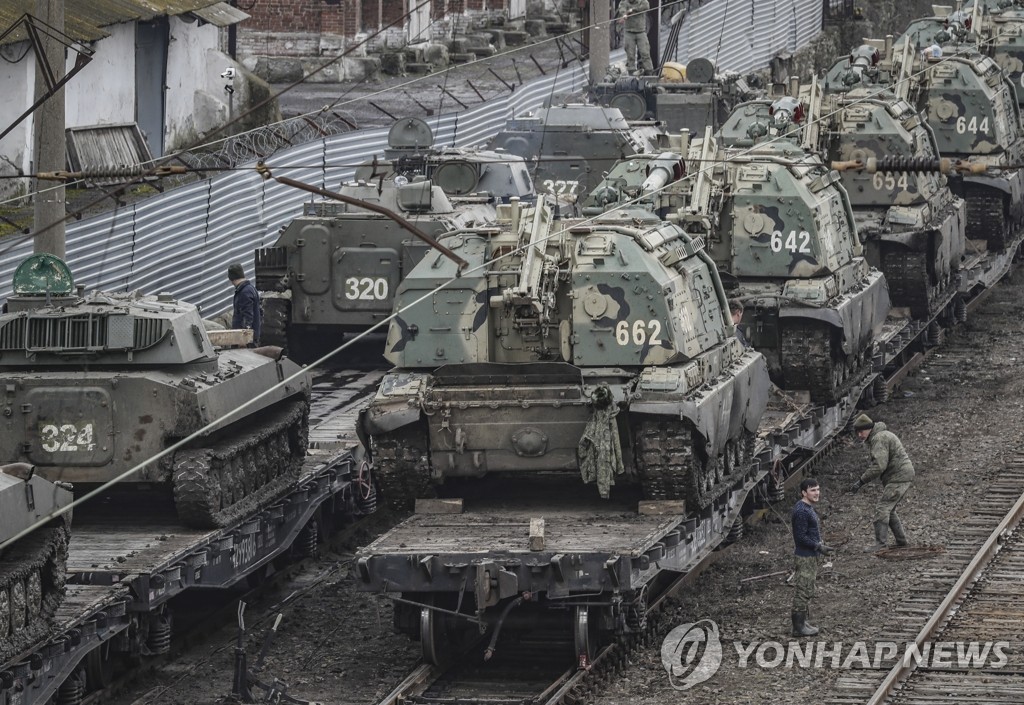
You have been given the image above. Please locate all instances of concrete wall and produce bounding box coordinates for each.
[166,16,231,150]
[0,45,34,202]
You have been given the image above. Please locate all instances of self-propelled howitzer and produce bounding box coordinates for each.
[0,255,311,529]
[671,130,890,402]
[360,199,770,510]
[820,86,967,318]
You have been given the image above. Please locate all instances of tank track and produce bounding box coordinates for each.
[779,321,865,404]
[634,418,755,510]
[0,519,69,665]
[260,297,290,350]
[883,250,937,319]
[370,426,434,512]
[964,189,1008,252]
[172,398,309,528]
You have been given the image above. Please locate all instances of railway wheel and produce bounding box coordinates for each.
[420,598,451,666]
[573,605,600,669]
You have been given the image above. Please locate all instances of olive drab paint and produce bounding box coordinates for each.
[361,198,771,509]
[487,104,663,204]
[255,118,534,360]
[819,85,967,317]
[0,255,312,527]
[822,12,1024,250]
[667,119,890,402]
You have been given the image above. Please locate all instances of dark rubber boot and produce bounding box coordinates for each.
[890,515,909,546]
[864,520,889,553]
[804,610,819,633]
[792,611,819,637]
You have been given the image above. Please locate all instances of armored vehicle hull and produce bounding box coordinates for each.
[669,130,890,402]
[0,255,312,529]
[837,22,1024,252]
[256,181,495,359]
[486,104,663,203]
[824,88,968,317]
[257,119,533,361]
[918,54,1024,251]
[361,202,770,510]
[588,59,761,134]
[0,464,73,664]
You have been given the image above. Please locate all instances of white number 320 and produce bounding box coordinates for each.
[344,277,388,300]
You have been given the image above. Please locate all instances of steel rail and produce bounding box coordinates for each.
[865,487,1024,704]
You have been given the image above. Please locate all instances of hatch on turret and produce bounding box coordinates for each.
[388,117,435,152]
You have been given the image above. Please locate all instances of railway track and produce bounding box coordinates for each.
[827,459,1024,705]
[0,366,387,705]
[822,276,1024,705]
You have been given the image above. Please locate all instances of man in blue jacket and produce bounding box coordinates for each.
[791,478,834,636]
[228,263,262,346]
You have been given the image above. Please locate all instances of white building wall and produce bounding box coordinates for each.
[166,16,227,151]
[65,23,136,129]
[0,44,35,197]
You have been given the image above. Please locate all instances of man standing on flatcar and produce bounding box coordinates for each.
[228,263,262,347]
[850,414,915,552]
[791,478,834,636]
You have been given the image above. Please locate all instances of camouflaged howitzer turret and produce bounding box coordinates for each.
[587,57,762,134]
[0,462,72,664]
[818,84,967,318]
[826,20,1024,251]
[669,125,890,403]
[967,0,1024,106]
[486,104,663,203]
[257,118,530,359]
[0,255,311,529]
[360,199,770,510]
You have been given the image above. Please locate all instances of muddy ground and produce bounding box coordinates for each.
[109,269,1024,705]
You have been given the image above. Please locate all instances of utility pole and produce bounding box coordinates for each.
[588,0,610,85]
[32,0,66,258]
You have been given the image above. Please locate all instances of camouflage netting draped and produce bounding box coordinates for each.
[578,388,625,499]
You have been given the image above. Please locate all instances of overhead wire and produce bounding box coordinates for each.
[0,5,607,213]
[0,13,1015,551]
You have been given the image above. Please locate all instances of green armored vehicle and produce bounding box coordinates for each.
[257,118,532,358]
[969,0,1024,106]
[360,199,770,509]
[486,104,663,203]
[0,255,311,528]
[0,462,72,664]
[671,124,890,402]
[826,22,1024,251]
[822,87,966,317]
[587,57,761,133]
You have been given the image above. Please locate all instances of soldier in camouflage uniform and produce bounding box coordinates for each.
[851,414,915,552]
[617,0,653,75]
[791,478,834,636]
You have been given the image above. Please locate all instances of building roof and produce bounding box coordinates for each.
[0,1,248,46]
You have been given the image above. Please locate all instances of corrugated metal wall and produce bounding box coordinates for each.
[659,0,821,73]
[0,4,822,313]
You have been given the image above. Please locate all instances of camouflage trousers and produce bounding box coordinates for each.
[792,555,818,612]
[874,481,911,524]
[624,31,653,73]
